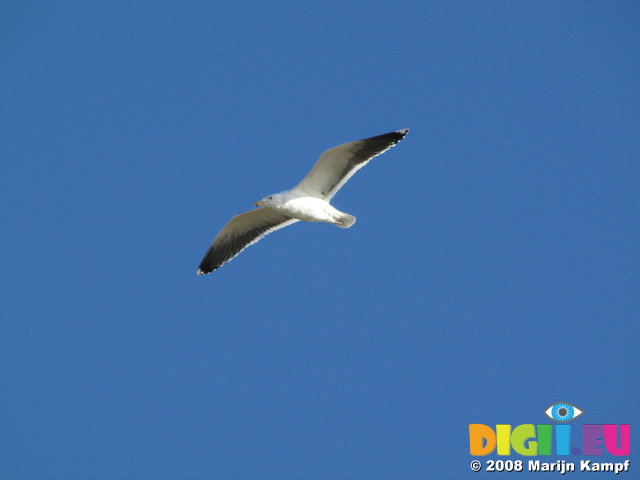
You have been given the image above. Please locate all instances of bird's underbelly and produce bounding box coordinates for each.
[277,197,342,223]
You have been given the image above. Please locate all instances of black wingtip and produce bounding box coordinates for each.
[197,245,220,276]
[365,128,410,144]
[197,262,218,276]
[392,128,409,142]
[385,128,409,145]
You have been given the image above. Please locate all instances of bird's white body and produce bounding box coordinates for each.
[257,191,356,228]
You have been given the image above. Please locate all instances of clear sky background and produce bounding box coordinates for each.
[1,1,638,479]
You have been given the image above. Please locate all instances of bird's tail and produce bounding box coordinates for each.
[334,213,356,228]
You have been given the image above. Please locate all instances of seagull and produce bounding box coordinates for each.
[197,128,409,275]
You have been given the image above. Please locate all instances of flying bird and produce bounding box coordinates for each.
[197,128,409,275]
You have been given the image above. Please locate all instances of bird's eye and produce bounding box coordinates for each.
[544,403,583,422]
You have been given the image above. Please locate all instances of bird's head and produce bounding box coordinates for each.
[254,193,280,208]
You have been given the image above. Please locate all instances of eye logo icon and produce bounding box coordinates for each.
[544,402,583,422]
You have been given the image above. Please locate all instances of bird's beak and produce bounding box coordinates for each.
[254,201,264,207]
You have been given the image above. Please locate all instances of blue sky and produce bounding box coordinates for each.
[1,1,638,478]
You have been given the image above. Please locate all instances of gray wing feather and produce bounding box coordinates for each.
[295,129,409,200]
[197,208,298,275]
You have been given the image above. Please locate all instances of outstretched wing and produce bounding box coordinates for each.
[294,129,409,200]
[197,208,298,275]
